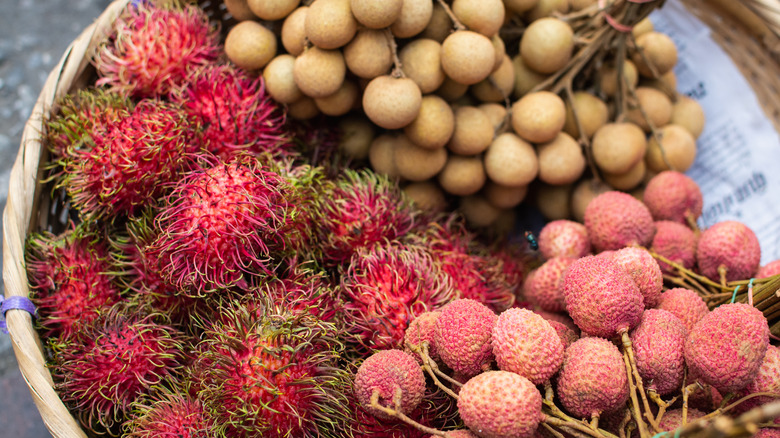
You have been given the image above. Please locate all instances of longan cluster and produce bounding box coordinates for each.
[222,0,705,230]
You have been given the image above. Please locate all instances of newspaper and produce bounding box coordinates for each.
[650,0,780,264]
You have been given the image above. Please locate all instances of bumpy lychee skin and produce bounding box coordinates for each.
[696,220,761,282]
[656,408,705,431]
[556,337,629,419]
[684,302,770,394]
[534,309,579,333]
[149,155,295,295]
[435,299,498,378]
[650,220,698,275]
[51,309,185,431]
[492,308,564,384]
[94,2,220,98]
[548,320,579,350]
[758,259,780,278]
[584,191,655,252]
[643,171,703,224]
[26,226,123,338]
[458,371,542,438]
[734,345,780,413]
[561,255,644,338]
[656,288,709,335]
[342,243,455,354]
[538,220,591,260]
[630,309,687,395]
[755,429,780,438]
[525,257,575,313]
[354,350,426,419]
[612,247,663,308]
[404,311,442,364]
[171,64,293,161]
[125,387,214,438]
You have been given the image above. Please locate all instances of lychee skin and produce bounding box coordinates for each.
[525,257,575,313]
[556,337,629,419]
[561,255,644,338]
[458,371,542,438]
[548,320,579,350]
[584,191,655,252]
[684,302,770,394]
[354,350,426,419]
[404,311,442,364]
[538,220,591,260]
[630,309,687,395]
[650,220,697,275]
[643,170,703,224]
[612,247,663,308]
[758,259,780,278]
[656,288,709,335]
[435,299,498,378]
[696,220,761,282]
[734,345,780,413]
[492,308,564,384]
[656,408,706,431]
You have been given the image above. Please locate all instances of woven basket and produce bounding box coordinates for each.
[3,0,780,436]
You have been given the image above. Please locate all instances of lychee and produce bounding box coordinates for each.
[556,337,629,419]
[404,311,442,364]
[458,371,542,438]
[684,302,769,394]
[561,255,644,338]
[643,170,703,224]
[524,257,575,313]
[650,220,697,275]
[758,259,780,278]
[492,308,564,384]
[548,320,579,350]
[734,345,780,413]
[353,349,426,419]
[435,299,498,378]
[537,219,591,260]
[584,191,655,252]
[656,408,706,431]
[612,247,663,308]
[696,220,761,282]
[629,309,687,395]
[656,288,709,335]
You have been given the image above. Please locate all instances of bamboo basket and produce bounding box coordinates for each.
[2,0,780,437]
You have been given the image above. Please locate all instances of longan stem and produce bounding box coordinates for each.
[369,391,448,437]
[621,331,657,435]
[435,0,466,31]
[625,84,674,171]
[384,30,405,78]
[565,85,601,182]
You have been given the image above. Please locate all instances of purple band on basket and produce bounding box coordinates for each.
[0,296,37,334]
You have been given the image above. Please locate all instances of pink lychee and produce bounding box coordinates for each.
[650,220,697,275]
[524,257,575,313]
[643,170,703,224]
[538,219,591,260]
[656,288,709,335]
[696,220,761,282]
[612,247,663,308]
[492,308,564,384]
[404,311,442,364]
[758,260,780,278]
[734,345,780,413]
[584,191,655,252]
[435,299,498,378]
[548,320,579,350]
[656,408,706,431]
[354,349,426,419]
[629,309,687,395]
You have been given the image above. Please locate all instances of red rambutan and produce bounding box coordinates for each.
[26,225,123,338]
[125,385,215,438]
[94,1,220,98]
[171,64,294,161]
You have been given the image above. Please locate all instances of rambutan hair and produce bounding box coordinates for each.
[94,1,220,98]
[124,384,215,438]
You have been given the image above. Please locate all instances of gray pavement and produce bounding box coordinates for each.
[1,0,111,436]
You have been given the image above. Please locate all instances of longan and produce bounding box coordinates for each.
[563,91,608,139]
[314,80,359,116]
[569,0,596,11]
[536,183,572,220]
[399,39,446,94]
[338,115,375,160]
[263,55,303,104]
[591,122,647,174]
[505,0,539,14]
[626,86,673,132]
[484,132,539,187]
[287,97,320,120]
[350,0,403,29]
[293,47,346,98]
[404,95,455,150]
[512,55,549,97]
[403,181,448,212]
[632,17,654,38]
[526,0,569,22]
[441,31,496,85]
[225,21,277,71]
[452,0,505,37]
[671,96,706,138]
[436,77,469,101]
[632,31,678,78]
[478,103,508,133]
[343,29,393,79]
[394,134,448,181]
[484,182,528,208]
[438,155,487,196]
[645,124,697,172]
[305,0,358,49]
[520,17,574,74]
[511,91,566,144]
[460,195,503,228]
[369,134,401,178]
[248,0,299,20]
[390,0,433,38]
[603,159,646,191]
[537,132,586,185]
[599,60,639,96]
[224,0,257,21]
[281,6,308,56]
[363,75,423,129]
[471,54,515,103]
[448,106,494,155]
[570,179,610,222]
[421,2,451,42]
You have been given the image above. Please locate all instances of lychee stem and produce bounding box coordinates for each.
[542,383,620,438]
[542,422,568,438]
[368,390,448,437]
[649,250,726,292]
[718,265,729,288]
[436,0,466,31]
[648,389,678,427]
[621,330,659,435]
[407,341,461,400]
[681,382,701,425]
[685,213,701,236]
[617,409,633,438]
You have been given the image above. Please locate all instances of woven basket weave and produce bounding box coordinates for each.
[2,0,780,436]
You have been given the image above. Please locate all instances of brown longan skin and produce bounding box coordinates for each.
[603,159,647,191]
[600,60,639,97]
[471,54,515,103]
[350,0,403,29]
[225,21,277,71]
[512,55,549,98]
[248,0,299,20]
[536,183,572,220]
[344,29,393,79]
[484,182,529,209]
[224,0,257,21]
[438,155,487,196]
[448,106,494,155]
[363,76,423,130]
[281,6,309,56]
[441,31,496,86]
[626,87,673,132]
[293,47,346,98]
[569,0,596,10]
[645,124,697,173]
[570,179,610,222]
[338,115,375,160]
[526,0,569,22]
[537,132,586,185]
[591,122,647,174]
[520,17,574,74]
[314,80,360,116]
[452,0,505,37]
[484,132,539,187]
[511,91,566,144]
[369,134,401,178]
[305,0,358,50]
[478,103,509,133]
[460,196,503,228]
[390,0,433,38]
[287,97,320,120]
[563,91,608,139]
[671,96,706,138]
[421,2,451,43]
[505,0,539,14]
[399,39,446,94]
[263,55,303,104]
[632,17,654,38]
[403,181,448,212]
[632,31,679,78]
[436,77,470,102]
[394,134,449,181]
[404,95,455,150]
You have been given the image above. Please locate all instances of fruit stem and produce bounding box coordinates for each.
[648,389,678,426]
[436,0,467,31]
[618,408,633,438]
[621,330,657,436]
[625,84,674,171]
[407,341,461,400]
[681,382,701,425]
[369,390,448,437]
[565,84,601,182]
[649,249,726,293]
[542,383,619,438]
[384,30,405,79]
[718,265,729,288]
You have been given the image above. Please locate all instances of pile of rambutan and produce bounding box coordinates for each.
[23,1,780,438]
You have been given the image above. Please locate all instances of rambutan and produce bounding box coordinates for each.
[26,225,123,338]
[171,64,294,161]
[315,169,418,266]
[341,243,455,354]
[124,385,215,438]
[252,261,342,323]
[94,1,220,98]
[51,94,198,221]
[51,307,185,432]
[191,299,350,438]
[148,154,296,295]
